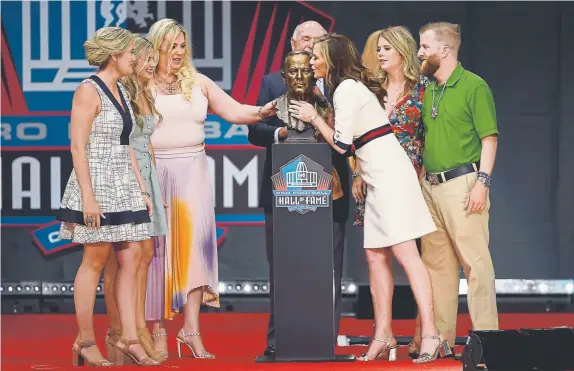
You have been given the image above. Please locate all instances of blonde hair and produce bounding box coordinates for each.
[361,30,382,73]
[147,19,197,101]
[84,27,135,68]
[376,26,421,96]
[420,22,462,52]
[122,36,162,128]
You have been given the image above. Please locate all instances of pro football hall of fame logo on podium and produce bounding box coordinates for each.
[271,155,332,215]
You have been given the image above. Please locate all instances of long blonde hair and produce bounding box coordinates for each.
[121,36,162,128]
[361,30,382,73]
[84,27,135,68]
[376,26,421,96]
[147,19,197,101]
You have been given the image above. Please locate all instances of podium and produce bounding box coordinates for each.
[256,140,355,363]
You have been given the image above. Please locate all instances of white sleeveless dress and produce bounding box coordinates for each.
[57,75,150,244]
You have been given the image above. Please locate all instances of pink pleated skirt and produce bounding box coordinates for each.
[145,147,220,321]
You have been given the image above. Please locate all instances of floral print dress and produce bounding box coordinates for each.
[354,76,430,226]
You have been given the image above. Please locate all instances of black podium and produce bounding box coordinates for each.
[256,141,355,363]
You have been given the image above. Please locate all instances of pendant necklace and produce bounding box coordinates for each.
[431,70,464,119]
[431,83,447,119]
[155,75,177,95]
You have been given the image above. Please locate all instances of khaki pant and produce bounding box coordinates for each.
[421,172,499,346]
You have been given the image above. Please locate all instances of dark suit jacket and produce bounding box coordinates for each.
[248,71,350,223]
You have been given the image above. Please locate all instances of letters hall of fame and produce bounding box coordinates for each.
[272,155,332,215]
[0,0,335,254]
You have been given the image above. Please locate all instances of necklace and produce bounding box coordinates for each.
[155,75,178,95]
[431,83,447,119]
[431,70,464,118]
[388,80,405,107]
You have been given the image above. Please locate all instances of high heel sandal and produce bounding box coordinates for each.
[357,336,398,362]
[176,329,215,359]
[413,334,452,364]
[113,338,160,366]
[407,341,420,359]
[104,327,121,362]
[151,331,169,361]
[137,327,165,363]
[72,340,113,367]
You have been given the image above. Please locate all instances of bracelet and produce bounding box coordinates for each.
[310,114,318,123]
[257,106,264,118]
[141,191,151,197]
[352,172,361,179]
[476,171,492,188]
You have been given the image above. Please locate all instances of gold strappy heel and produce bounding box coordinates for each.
[176,329,215,359]
[113,338,160,366]
[151,330,169,361]
[104,326,121,362]
[357,335,398,362]
[413,334,452,364]
[72,340,113,367]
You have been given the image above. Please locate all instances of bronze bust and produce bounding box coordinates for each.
[276,51,332,142]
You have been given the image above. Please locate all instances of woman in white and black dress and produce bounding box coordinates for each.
[290,33,450,364]
[56,27,158,366]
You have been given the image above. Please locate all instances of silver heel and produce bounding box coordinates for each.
[413,334,450,364]
[358,335,398,362]
[440,340,453,357]
[388,346,398,361]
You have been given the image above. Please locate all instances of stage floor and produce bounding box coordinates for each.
[2,313,573,371]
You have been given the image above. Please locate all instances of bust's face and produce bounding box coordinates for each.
[284,54,315,97]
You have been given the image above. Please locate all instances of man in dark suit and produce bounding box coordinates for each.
[247,21,350,358]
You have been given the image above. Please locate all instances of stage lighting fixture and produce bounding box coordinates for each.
[0,281,43,296]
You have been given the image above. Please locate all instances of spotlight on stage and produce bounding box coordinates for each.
[462,328,574,371]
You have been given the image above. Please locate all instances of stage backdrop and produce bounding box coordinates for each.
[2,1,573,286]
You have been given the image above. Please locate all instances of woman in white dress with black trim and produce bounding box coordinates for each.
[56,27,158,366]
[290,33,451,364]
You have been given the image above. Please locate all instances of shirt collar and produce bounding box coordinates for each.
[430,62,465,90]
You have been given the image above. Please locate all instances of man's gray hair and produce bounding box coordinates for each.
[292,21,327,40]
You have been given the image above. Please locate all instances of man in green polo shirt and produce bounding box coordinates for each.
[416,22,499,350]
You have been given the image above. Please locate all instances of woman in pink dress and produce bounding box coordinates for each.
[145,19,276,359]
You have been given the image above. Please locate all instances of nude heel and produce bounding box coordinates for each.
[176,329,215,359]
[104,327,121,363]
[71,340,113,367]
[72,347,84,366]
[113,338,160,366]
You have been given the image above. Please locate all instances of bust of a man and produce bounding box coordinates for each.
[276,51,331,142]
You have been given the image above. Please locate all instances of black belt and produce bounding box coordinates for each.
[425,162,480,185]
